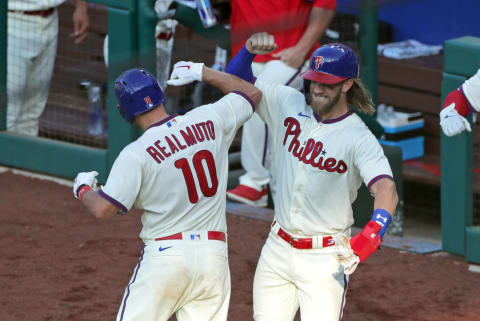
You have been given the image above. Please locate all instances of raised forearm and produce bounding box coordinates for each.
[202,67,262,105]
[81,191,118,219]
[372,178,398,216]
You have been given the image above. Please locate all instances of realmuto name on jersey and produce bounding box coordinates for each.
[283,117,347,174]
[146,120,215,164]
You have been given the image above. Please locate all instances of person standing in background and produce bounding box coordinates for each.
[7,0,89,136]
[226,0,336,207]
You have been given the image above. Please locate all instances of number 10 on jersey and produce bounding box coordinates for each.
[175,150,219,203]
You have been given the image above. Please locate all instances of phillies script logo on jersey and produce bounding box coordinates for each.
[314,56,324,69]
[282,117,347,174]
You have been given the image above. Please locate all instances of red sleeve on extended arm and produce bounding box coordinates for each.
[313,0,337,10]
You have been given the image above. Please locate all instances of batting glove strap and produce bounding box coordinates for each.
[73,171,99,199]
[77,185,93,200]
[371,208,392,239]
[350,221,382,263]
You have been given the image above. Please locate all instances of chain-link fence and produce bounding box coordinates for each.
[7,1,108,147]
[7,0,376,150]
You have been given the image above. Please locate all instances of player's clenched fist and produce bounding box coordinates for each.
[73,171,98,199]
[246,32,277,55]
[167,61,204,86]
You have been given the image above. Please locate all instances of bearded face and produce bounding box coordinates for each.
[308,81,343,117]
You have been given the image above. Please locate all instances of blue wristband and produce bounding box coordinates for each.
[371,209,392,239]
[225,45,255,82]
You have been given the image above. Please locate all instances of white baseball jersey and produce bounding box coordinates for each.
[100,92,254,241]
[255,79,393,236]
[237,60,308,195]
[463,68,480,112]
[8,0,65,11]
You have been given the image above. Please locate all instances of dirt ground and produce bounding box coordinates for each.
[1,170,480,321]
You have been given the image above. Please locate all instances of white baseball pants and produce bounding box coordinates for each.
[239,60,308,197]
[7,10,58,136]
[116,232,230,321]
[253,230,349,321]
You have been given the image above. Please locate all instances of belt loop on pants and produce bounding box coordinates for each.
[271,221,335,250]
[8,8,55,18]
[154,231,226,243]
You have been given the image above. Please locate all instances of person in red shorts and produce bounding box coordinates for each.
[227,0,336,207]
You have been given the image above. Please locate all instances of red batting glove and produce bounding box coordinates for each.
[350,221,382,263]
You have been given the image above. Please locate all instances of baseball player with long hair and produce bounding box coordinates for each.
[226,0,337,207]
[73,66,260,321]
[224,33,399,320]
[439,68,480,136]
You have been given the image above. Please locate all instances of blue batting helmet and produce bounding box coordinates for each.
[114,68,165,123]
[301,43,359,85]
[300,43,359,104]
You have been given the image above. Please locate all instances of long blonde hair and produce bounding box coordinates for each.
[347,79,375,115]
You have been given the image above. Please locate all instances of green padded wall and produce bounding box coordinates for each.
[466,227,480,264]
[441,36,479,257]
[441,72,472,255]
[443,36,480,77]
[0,0,6,130]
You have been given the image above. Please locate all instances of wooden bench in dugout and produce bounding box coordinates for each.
[377,54,480,220]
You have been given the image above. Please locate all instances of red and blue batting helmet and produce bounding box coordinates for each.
[301,43,359,104]
[114,68,165,123]
[301,43,359,85]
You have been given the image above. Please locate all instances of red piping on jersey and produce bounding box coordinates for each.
[338,274,349,320]
[460,86,476,114]
[146,114,179,131]
[367,174,394,189]
[118,246,145,321]
[262,123,268,166]
[232,90,256,111]
[314,110,354,124]
[98,189,128,214]
[285,68,302,86]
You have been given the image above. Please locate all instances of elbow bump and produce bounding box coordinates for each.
[252,90,262,106]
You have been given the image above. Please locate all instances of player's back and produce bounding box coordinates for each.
[103,93,254,241]
[133,109,231,239]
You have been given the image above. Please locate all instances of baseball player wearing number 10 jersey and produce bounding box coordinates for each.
[226,33,399,320]
[73,67,261,321]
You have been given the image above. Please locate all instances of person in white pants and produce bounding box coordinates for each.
[7,0,89,136]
